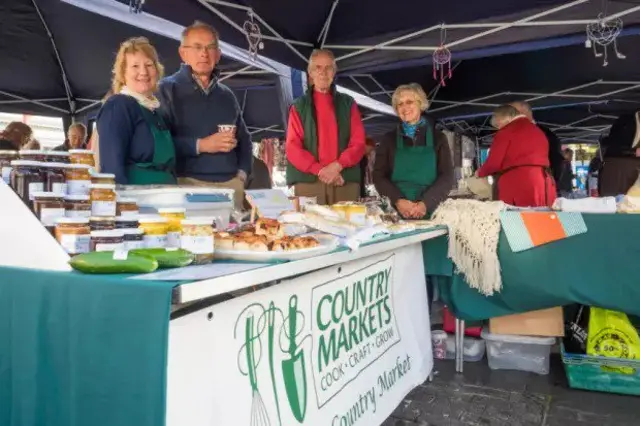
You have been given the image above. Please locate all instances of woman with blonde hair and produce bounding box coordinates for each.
[96,37,176,184]
[373,83,453,218]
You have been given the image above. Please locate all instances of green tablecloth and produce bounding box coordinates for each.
[428,214,640,321]
[0,266,175,426]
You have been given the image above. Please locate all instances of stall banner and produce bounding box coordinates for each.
[166,245,433,426]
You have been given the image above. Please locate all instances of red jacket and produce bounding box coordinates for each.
[285,91,365,175]
[478,116,556,207]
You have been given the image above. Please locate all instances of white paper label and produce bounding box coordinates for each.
[95,242,124,252]
[124,240,145,250]
[67,179,91,195]
[91,200,116,217]
[144,234,167,249]
[66,209,91,218]
[119,210,139,217]
[349,212,366,226]
[59,234,90,254]
[167,231,181,248]
[28,182,44,200]
[1,166,11,184]
[112,249,129,260]
[181,235,214,254]
[40,208,66,227]
[51,182,67,195]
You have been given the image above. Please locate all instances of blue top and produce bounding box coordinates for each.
[96,94,164,184]
[157,65,252,182]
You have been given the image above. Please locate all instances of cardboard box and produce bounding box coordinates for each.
[489,307,564,337]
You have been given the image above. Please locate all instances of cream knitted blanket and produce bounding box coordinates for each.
[431,199,507,296]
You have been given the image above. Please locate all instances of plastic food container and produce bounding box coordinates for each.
[444,335,486,362]
[481,327,555,375]
[69,149,95,166]
[181,218,214,264]
[159,207,186,248]
[55,217,91,255]
[90,183,117,217]
[139,216,169,248]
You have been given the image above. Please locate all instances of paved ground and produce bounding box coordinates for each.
[382,356,640,426]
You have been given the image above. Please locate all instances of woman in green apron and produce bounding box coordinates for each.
[373,83,454,306]
[96,37,176,185]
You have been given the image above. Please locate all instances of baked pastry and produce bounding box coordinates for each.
[234,234,270,251]
[215,232,235,250]
[255,218,285,240]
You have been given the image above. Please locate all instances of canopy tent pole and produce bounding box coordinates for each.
[0,90,69,114]
[275,74,294,132]
[368,75,393,100]
[0,98,69,105]
[526,80,602,102]
[429,93,508,113]
[349,77,371,95]
[319,0,340,48]
[31,0,76,115]
[219,65,253,83]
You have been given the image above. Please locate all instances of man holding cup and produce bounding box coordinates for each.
[158,21,251,209]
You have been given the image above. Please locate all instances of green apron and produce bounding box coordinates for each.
[390,122,442,274]
[125,106,177,185]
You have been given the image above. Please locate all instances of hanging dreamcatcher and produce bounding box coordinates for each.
[432,24,452,86]
[243,10,264,60]
[585,12,626,66]
[129,0,145,14]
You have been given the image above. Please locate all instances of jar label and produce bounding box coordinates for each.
[51,182,67,195]
[1,166,11,184]
[40,208,66,227]
[92,200,117,217]
[167,231,181,248]
[66,209,91,218]
[67,179,91,195]
[59,234,90,255]
[120,210,140,217]
[28,182,44,200]
[144,234,167,249]
[95,242,124,252]
[124,240,145,250]
[181,235,214,254]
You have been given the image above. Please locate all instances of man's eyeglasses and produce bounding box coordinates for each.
[182,43,218,53]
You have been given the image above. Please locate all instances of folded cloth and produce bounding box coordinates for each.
[500,211,587,252]
[552,196,617,213]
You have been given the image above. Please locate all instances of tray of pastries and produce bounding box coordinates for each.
[214,218,339,261]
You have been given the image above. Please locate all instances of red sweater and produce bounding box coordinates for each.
[478,116,556,207]
[286,90,366,176]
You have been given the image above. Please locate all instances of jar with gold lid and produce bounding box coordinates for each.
[55,217,91,255]
[159,207,186,248]
[138,216,168,248]
[0,150,18,184]
[90,183,117,217]
[69,149,95,167]
[65,164,92,195]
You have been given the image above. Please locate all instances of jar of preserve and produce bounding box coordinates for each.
[41,162,68,194]
[138,216,168,248]
[180,218,215,264]
[65,164,92,195]
[90,183,117,216]
[9,160,44,208]
[44,151,70,163]
[65,194,91,218]
[90,229,124,252]
[116,197,139,217]
[159,207,186,248]
[19,150,47,162]
[115,216,139,229]
[32,192,66,233]
[55,217,91,255]
[91,172,116,185]
[89,216,116,231]
[122,228,145,250]
[0,150,18,184]
[69,149,95,167]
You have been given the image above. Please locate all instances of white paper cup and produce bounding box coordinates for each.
[218,124,236,135]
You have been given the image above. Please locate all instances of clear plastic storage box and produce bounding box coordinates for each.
[481,327,555,375]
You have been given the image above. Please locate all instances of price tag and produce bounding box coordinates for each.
[113,249,129,261]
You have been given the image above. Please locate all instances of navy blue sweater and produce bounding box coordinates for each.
[157,65,252,182]
[96,94,164,184]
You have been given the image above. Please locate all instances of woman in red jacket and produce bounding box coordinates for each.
[477,104,556,207]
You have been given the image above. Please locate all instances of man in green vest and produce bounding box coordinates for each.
[285,49,366,205]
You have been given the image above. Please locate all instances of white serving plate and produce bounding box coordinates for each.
[214,234,339,262]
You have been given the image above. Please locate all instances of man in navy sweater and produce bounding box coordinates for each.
[158,21,252,209]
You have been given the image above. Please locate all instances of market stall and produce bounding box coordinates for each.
[0,150,445,426]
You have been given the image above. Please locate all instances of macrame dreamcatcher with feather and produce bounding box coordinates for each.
[129,0,145,14]
[585,10,626,67]
[433,24,452,86]
[243,10,264,60]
